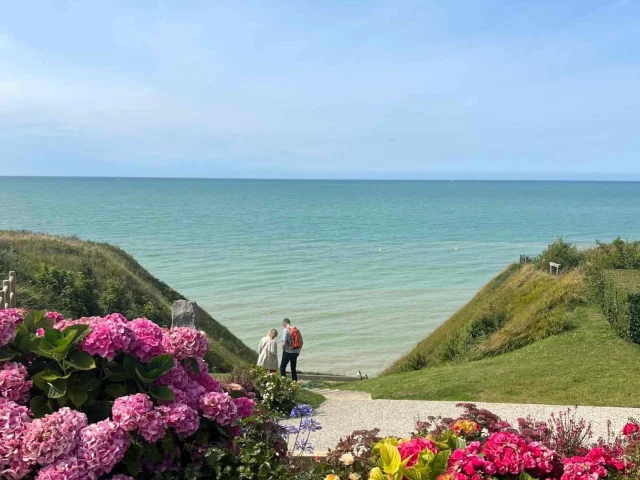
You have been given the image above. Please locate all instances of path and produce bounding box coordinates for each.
[284,389,640,453]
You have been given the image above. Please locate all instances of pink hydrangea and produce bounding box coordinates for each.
[157,364,191,390]
[54,317,99,332]
[397,437,439,467]
[78,316,135,360]
[233,397,256,419]
[158,403,200,437]
[187,358,221,392]
[44,312,65,323]
[201,391,238,426]
[128,318,166,362]
[36,328,45,337]
[0,317,16,348]
[0,362,32,404]
[112,394,165,442]
[180,379,207,411]
[21,407,88,466]
[35,455,95,480]
[0,309,25,324]
[523,442,560,477]
[162,328,209,359]
[77,420,130,476]
[0,398,32,470]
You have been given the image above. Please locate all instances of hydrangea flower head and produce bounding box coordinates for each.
[35,455,94,480]
[0,362,32,404]
[201,391,238,425]
[234,397,256,419]
[158,403,200,437]
[0,398,32,471]
[128,318,166,362]
[21,407,88,466]
[112,394,165,442]
[0,317,16,348]
[162,327,209,359]
[78,420,130,476]
[44,312,65,323]
[78,316,135,360]
[398,437,439,467]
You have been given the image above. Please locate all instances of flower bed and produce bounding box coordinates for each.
[0,308,262,479]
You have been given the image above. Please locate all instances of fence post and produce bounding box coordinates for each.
[0,287,4,309]
[2,280,9,309]
[9,271,16,308]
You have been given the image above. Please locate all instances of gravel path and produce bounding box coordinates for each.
[283,389,640,453]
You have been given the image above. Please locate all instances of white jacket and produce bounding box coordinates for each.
[257,336,279,370]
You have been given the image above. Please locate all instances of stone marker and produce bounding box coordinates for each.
[171,300,201,329]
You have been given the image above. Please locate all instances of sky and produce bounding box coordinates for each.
[1,1,639,180]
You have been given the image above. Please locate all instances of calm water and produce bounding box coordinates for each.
[1,178,639,375]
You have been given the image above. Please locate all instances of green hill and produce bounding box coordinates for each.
[342,238,640,407]
[0,231,257,372]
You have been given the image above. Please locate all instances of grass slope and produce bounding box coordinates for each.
[342,306,640,407]
[0,231,257,372]
[387,264,587,374]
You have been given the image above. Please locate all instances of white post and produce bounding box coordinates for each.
[2,280,9,309]
[8,271,16,307]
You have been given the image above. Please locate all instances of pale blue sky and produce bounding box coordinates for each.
[1,1,639,179]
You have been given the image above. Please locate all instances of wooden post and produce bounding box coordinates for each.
[2,280,9,309]
[0,288,4,309]
[8,271,16,307]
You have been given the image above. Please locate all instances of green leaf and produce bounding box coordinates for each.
[105,366,130,382]
[30,396,51,418]
[520,474,536,480]
[143,443,162,462]
[145,354,175,380]
[186,357,200,375]
[369,467,387,480]
[380,443,402,475]
[44,378,67,399]
[105,383,127,398]
[32,370,66,390]
[64,351,96,370]
[123,354,140,380]
[149,385,175,401]
[124,444,143,477]
[68,386,89,407]
[0,346,16,361]
[135,365,155,385]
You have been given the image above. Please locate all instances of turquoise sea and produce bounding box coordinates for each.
[1,178,640,375]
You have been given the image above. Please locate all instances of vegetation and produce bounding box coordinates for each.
[535,236,584,271]
[0,231,256,371]
[342,307,640,406]
[386,263,587,374]
[596,270,640,343]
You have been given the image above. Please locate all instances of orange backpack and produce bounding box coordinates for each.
[287,327,303,349]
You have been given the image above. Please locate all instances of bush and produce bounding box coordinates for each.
[251,366,298,414]
[537,237,584,272]
[598,270,640,343]
[0,308,269,479]
[34,263,97,318]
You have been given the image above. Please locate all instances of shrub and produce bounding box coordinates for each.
[0,308,272,479]
[251,366,298,414]
[598,270,640,343]
[537,237,584,272]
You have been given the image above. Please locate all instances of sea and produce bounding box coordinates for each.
[1,178,639,375]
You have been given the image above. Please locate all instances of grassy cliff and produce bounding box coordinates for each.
[387,263,587,374]
[0,231,257,372]
[342,238,640,407]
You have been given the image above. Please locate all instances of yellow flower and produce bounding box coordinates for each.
[325,475,340,480]
[339,453,355,465]
[348,474,362,480]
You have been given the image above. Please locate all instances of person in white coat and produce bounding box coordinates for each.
[257,329,279,372]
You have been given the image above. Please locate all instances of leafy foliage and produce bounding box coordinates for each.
[536,237,584,272]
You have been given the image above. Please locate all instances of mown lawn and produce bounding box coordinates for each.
[341,307,640,407]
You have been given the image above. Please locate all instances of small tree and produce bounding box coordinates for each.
[537,237,584,272]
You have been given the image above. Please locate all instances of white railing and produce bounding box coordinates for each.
[1,271,16,309]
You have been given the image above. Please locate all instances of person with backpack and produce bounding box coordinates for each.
[280,318,303,381]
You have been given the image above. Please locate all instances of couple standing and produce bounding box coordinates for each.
[257,318,303,381]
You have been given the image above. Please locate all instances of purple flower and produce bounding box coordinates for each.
[35,455,95,480]
[0,317,16,348]
[77,420,130,476]
[21,407,88,466]
[234,397,256,419]
[290,404,313,418]
[187,358,221,392]
[157,364,191,390]
[158,403,199,437]
[300,418,322,432]
[0,362,32,404]
[112,394,165,442]
[162,327,209,359]
[128,318,166,362]
[201,391,238,426]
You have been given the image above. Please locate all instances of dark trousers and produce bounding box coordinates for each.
[280,351,299,381]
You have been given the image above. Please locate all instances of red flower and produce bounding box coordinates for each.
[623,422,640,436]
[397,437,439,467]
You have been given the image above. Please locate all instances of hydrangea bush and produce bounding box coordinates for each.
[0,308,258,479]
